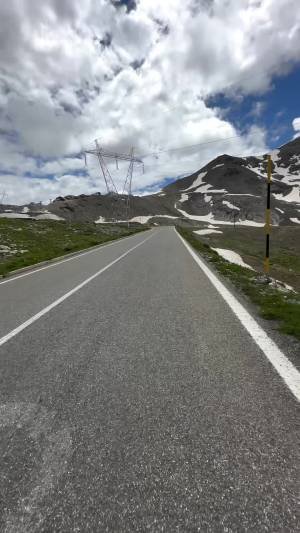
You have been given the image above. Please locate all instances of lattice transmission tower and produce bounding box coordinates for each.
[122,147,136,223]
[0,190,6,205]
[84,140,143,223]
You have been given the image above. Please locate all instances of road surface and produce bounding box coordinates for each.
[0,227,299,532]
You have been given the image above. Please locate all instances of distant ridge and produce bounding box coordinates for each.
[1,138,299,226]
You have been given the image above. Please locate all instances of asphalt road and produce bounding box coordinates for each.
[0,227,299,532]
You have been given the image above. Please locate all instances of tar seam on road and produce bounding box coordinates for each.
[176,229,300,402]
[0,230,151,286]
[0,232,154,348]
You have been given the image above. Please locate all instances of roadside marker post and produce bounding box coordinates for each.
[264,154,272,275]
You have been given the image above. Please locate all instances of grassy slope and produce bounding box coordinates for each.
[200,225,300,292]
[178,227,300,341]
[0,219,147,276]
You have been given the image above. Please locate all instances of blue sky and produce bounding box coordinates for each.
[206,67,300,151]
[112,0,137,12]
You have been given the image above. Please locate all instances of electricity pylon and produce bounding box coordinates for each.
[84,140,143,223]
[0,190,6,204]
[85,140,118,195]
[122,147,135,225]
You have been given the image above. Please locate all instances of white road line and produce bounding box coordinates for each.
[0,232,154,348]
[176,230,300,402]
[0,230,150,286]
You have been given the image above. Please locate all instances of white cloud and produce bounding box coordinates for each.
[249,101,266,118]
[0,0,299,204]
[0,173,103,206]
[293,117,300,138]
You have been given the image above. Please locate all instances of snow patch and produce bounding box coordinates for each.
[35,213,64,220]
[269,279,295,292]
[222,200,240,211]
[183,170,226,195]
[240,220,266,227]
[130,215,179,223]
[129,216,153,224]
[194,229,223,236]
[246,164,267,179]
[212,248,254,270]
[273,187,300,203]
[95,216,108,223]
[176,207,264,226]
[290,217,300,224]
[179,193,189,203]
[271,151,300,186]
[204,195,212,203]
[275,207,284,214]
[154,215,179,219]
[176,207,215,223]
[0,210,63,221]
[0,213,31,219]
[272,149,281,164]
[183,172,207,191]
[194,183,227,194]
[225,193,260,198]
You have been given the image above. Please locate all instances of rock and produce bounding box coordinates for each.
[254,275,294,292]
[255,275,272,285]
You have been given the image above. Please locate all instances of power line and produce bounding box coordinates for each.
[86,132,267,176]
[140,134,242,158]
[84,128,281,192]
[88,130,262,164]
[141,148,269,173]
[85,126,265,167]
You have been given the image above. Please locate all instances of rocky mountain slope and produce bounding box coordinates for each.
[1,138,299,226]
[163,137,300,226]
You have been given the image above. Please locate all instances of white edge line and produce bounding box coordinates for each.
[0,229,151,286]
[0,232,154,347]
[175,229,300,402]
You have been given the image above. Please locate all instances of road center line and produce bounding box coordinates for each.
[0,230,150,286]
[176,229,300,402]
[0,232,154,347]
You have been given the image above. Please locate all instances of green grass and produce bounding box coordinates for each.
[196,225,300,292]
[177,227,300,341]
[0,219,147,276]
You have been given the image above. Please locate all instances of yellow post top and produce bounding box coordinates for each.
[267,154,272,183]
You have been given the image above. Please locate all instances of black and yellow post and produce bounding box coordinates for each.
[264,154,272,275]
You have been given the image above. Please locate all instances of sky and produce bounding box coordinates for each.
[0,0,300,205]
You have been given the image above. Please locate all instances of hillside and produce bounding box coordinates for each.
[1,138,299,226]
[164,137,300,226]
[0,219,146,276]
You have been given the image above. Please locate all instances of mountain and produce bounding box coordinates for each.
[1,138,299,226]
[163,137,300,226]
